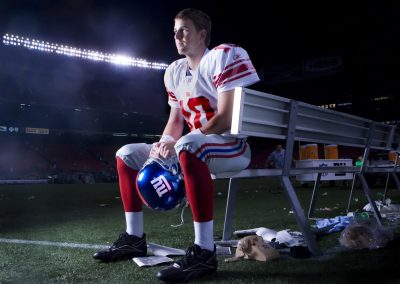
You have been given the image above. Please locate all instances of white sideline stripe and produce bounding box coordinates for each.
[0,238,109,250]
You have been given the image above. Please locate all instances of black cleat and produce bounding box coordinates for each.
[156,244,217,282]
[93,232,147,262]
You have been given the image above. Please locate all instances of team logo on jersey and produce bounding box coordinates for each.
[233,53,241,60]
[151,175,172,197]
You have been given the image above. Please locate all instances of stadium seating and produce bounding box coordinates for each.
[0,142,48,178]
[0,137,122,183]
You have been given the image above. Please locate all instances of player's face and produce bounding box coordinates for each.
[174,18,206,56]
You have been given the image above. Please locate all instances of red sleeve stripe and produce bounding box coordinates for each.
[213,61,253,87]
[213,63,255,88]
[222,70,257,86]
[213,45,232,53]
[167,91,177,101]
[223,58,250,71]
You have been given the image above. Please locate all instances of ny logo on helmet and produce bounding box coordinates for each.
[151,175,172,197]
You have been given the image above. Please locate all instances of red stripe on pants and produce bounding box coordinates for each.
[179,151,214,222]
[116,157,142,212]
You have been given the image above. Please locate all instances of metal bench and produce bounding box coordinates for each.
[212,87,400,256]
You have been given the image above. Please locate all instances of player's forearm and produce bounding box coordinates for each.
[161,108,184,141]
[199,89,234,135]
[199,113,231,135]
[162,121,184,141]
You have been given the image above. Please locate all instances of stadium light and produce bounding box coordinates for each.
[2,33,168,70]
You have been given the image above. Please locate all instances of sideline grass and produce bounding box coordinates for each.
[0,179,399,283]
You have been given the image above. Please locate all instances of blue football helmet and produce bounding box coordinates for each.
[136,156,185,211]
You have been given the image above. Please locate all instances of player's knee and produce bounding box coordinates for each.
[115,144,131,159]
[174,133,202,156]
[116,143,142,157]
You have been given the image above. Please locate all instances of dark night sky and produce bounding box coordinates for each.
[1,0,399,123]
[1,0,394,67]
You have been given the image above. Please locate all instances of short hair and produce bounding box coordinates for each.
[175,8,212,46]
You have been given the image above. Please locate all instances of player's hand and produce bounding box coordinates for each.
[150,141,176,159]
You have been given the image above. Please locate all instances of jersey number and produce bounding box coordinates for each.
[180,96,214,130]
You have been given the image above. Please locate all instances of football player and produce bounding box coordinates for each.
[93,8,259,282]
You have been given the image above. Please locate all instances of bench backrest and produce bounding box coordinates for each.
[232,87,400,151]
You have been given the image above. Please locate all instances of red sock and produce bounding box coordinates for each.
[179,151,214,222]
[116,157,142,212]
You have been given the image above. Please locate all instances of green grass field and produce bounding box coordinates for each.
[1,178,400,283]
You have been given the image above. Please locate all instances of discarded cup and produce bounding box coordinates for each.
[356,212,369,221]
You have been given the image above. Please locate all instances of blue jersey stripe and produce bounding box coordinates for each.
[198,139,244,160]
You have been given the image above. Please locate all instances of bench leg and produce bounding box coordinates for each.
[391,172,400,193]
[281,176,321,256]
[308,173,322,218]
[383,173,391,201]
[358,173,383,226]
[221,178,238,241]
[347,173,358,213]
[384,172,400,201]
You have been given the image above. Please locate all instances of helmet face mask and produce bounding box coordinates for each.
[136,157,185,211]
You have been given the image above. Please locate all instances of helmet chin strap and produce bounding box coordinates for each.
[145,156,180,174]
[170,200,189,228]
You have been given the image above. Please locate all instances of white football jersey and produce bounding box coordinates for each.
[164,43,260,132]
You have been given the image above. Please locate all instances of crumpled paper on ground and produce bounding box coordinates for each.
[363,199,398,212]
[133,256,173,267]
[314,216,353,234]
[339,218,394,250]
[225,235,279,262]
[273,230,305,247]
[380,204,400,213]
[248,227,305,247]
[255,227,278,242]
